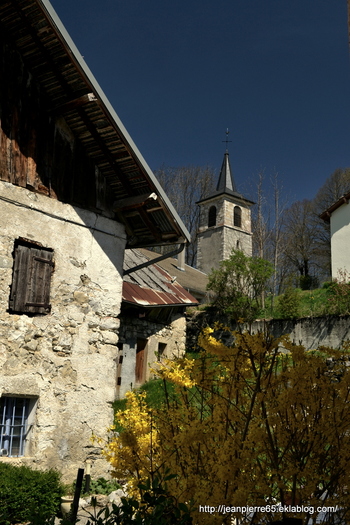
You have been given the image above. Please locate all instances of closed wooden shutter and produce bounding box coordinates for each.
[10,242,54,314]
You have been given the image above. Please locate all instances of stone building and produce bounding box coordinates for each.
[119,249,198,398]
[0,0,190,479]
[196,148,254,275]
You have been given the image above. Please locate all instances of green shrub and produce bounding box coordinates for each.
[84,477,121,496]
[278,287,301,318]
[26,476,193,525]
[0,463,64,525]
[84,476,193,524]
[325,271,350,315]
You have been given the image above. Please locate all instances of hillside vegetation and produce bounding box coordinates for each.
[258,279,350,320]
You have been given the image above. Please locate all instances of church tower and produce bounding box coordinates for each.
[196,142,254,275]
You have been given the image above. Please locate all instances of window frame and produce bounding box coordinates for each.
[0,396,35,457]
[9,239,54,315]
[234,206,242,228]
[157,342,167,361]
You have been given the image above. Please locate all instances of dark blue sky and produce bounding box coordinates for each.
[53,0,350,205]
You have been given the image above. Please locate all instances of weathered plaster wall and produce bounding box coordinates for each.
[222,226,252,260]
[330,203,350,279]
[0,181,126,480]
[117,312,186,398]
[197,228,224,275]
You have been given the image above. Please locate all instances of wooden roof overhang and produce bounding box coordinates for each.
[0,0,190,248]
[320,191,350,222]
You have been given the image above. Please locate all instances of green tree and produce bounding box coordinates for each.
[206,249,273,321]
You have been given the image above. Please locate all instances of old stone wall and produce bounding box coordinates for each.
[0,181,126,480]
[197,196,252,273]
[117,312,186,398]
[187,309,350,352]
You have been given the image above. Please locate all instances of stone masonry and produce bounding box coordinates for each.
[117,313,186,398]
[197,195,252,274]
[0,181,126,480]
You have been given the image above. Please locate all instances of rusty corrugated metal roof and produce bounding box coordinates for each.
[137,248,209,302]
[123,250,198,307]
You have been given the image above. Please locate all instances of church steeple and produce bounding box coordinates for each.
[216,150,237,194]
[196,130,254,274]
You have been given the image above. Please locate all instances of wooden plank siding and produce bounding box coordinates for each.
[0,36,111,214]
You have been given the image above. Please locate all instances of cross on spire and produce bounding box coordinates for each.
[222,128,232,151]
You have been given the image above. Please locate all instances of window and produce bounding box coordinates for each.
[234,206,242,228]
[0,397,34,457]
[158,342,167,361]
[208,206,217,227]
[9,239,54,315]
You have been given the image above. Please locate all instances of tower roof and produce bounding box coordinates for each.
[196,148,254,206]
[216,151,237,194]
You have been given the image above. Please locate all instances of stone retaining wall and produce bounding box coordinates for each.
[187,309,350,351]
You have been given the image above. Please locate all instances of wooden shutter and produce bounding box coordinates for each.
[10,243,54,314]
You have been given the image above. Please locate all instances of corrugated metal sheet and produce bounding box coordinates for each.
[123,250,198,307]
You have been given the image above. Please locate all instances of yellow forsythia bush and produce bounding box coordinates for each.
[102,328,350,525]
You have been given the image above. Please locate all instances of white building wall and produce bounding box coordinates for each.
[330,203,350,279]
[0,181,126,480]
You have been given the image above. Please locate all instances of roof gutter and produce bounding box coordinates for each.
[124,244,186,276]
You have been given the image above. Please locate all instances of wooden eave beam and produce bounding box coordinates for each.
[113,192,157,211]
[137,206,163,242]
[74,105,136,196]
[51,93,97,115]
[146,206,163,213]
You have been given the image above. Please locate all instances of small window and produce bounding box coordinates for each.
[158,342,167,361]
[208,206,217,227]
[236,240,241,250]
[234,206,242,228]
[0,397,33,457]
[9,239,54,315]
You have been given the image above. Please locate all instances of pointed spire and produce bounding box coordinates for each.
[216,150,237,193]
[216,129,237,194]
